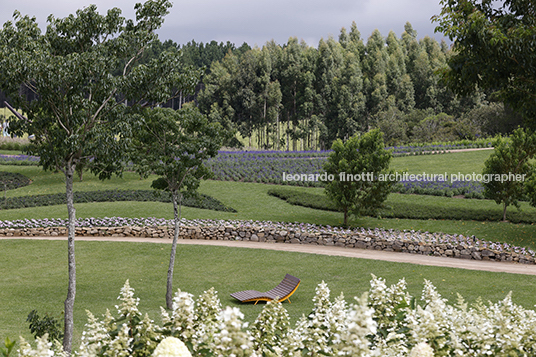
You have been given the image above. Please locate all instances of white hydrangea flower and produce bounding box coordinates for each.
[299,281,334,355]
[336,293,377,356]
[408,342,434,357]
[250,298,291,355]
[115,279,141,318]
[78,310,110,357]
[170,289,196,341]
[18,335,54,357]
[368,275,411,337]
[194,287,222,346]
[152,337,192,357]
[212,306,255,356]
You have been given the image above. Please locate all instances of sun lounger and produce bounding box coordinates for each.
[230,274,301,305]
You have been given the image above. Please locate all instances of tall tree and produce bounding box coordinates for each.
[362,30,389,121]
[316,37,365,145]
[280,37,317,150]
[198,52,246,147]
[0,1,199,352]
[385,31,415,112]
[433,0,536,126]
[131,105,226,309]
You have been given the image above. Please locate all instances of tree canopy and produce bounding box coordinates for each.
[131,105,226,310]
[482,128,536,221]
[199,23,497,150]
[433,0,536,127]
[323,129,396,226]
[0,0,200,352]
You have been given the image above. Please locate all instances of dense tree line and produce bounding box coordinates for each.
[0,21,522,149]
[0,38,250,112]
[197,22,522,150]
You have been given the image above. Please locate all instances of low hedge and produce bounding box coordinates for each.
[267,187,536,223]
[0,189,236,212]
[268,187,338,212]
[0,172,32,190]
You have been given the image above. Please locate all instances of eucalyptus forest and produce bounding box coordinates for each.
[176,22,521,150]
[1,21,521,150]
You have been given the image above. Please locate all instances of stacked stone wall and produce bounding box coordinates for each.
[1,224,533,265]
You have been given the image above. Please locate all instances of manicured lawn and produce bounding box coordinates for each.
[2,149,536,348]
[1,239,535,347]
[1,166,152,198]
[390,149,493,175]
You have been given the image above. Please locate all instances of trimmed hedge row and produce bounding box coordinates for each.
[267,187,536,224]
[0,189,237,212]
[0,171,32,190]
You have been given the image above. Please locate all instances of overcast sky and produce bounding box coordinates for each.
[0,0,448,48]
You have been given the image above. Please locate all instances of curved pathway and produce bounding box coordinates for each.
[5,235,536,276]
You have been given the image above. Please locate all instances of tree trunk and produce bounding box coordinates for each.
[343,207,348,227]
[502,203,508,222]
[293,121,297,151]
[166,189,182,309]
[63,163,76,355]
[286,118,290,151]
[264,98,268,149]
[276,113,280,150]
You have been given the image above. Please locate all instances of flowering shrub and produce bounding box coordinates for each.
[18,275,536,356]
[204,142,494,195]
[152,337,191,357]
[396,179,485,198]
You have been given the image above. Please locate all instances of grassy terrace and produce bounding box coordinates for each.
[1,149,536,345]
[3,240,536,347]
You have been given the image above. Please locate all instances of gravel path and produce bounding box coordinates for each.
[5,235,536,276]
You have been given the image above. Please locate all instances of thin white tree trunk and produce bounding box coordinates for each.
[276,113,280,150]
[63,163,76,355]
[166,189,182,309]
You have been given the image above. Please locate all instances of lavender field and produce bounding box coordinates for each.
[205,149,486,198]
[1,143,490,198]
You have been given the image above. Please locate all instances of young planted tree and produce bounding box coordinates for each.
[482,128,536,221]
[131,105,226,310]
[323,129,396,226]
[0,1,199,352]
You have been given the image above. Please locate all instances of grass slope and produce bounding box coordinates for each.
[2,169,536,249]
[2,149,536,347]
[1,239,535,347]
[390,149,492,175]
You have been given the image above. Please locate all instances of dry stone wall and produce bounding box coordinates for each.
[1,224,534,265]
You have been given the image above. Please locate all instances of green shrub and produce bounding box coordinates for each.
[0,158,38,166]
[0,137,30,151]
[26,310,63,342]
[0,189,237,212]
[267,188,338,212]
[0,172,31,190]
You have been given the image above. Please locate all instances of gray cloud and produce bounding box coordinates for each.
[0,0,447,47]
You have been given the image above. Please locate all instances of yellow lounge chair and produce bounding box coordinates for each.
[230,274,301,305]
